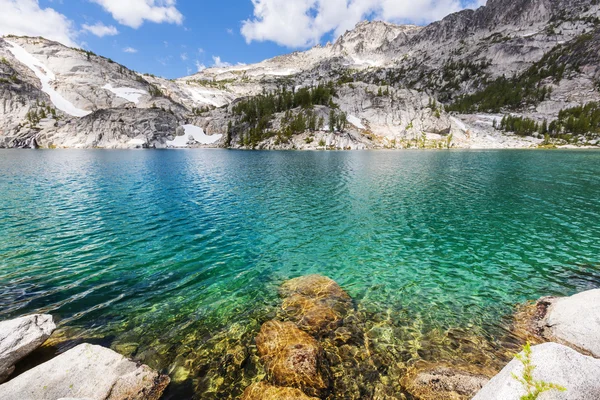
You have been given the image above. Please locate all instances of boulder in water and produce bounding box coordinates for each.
[280,275,352,336]
[0,343,170,400]
[255,320,327,395]
[517,289,600,358]
[0,314,56,383]
[241,381,319,400]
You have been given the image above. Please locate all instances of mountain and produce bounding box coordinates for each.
[1,0,599,149]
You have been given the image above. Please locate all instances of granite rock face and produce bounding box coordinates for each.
[39,108,181,149]
[0,343,170,400]
[542,289,600,358]
[520,289,600,358]
[473,342,600,400]
[0,314,55,383]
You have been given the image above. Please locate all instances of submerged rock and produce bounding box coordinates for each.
[473,343,600,400]
[0,314,55,383]
[241,381,319,400]
[0,343,170,400]
[255,320,327,395]
[403,366,489,400]
[517,289,600,358]
[280,275,351,302]
[280,275,353,336]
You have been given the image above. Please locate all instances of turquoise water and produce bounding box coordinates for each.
[1,149,600,398]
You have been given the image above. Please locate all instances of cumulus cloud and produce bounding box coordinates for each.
[241,0,485,48]
[90,0,183,29]
[123,47,138,53]
[181,52,188,61]
[212,56,231,68]
[82,22,119,37]
[0,0,78,47]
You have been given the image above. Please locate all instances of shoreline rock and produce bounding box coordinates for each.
[0,343,170,400]
[514,289,600,358]
[0,314,55,383]
[473,342,600,400]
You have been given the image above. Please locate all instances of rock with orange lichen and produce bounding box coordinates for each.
[280,275,353,336]
[255,320,328,395]
[241,381,320,400]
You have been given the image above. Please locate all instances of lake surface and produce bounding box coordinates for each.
[1,149,599,398]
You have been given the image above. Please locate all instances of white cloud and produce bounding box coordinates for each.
[195,60,206,72]
[241,0,484,48]
[227,28,234,35]
[180,52,188,61]
[212,56,231,68]
[82,22,119,37]
[123,47,138,53]
[90,0,184,29]
[0,0,78,47]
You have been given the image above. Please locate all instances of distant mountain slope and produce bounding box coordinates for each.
[1,0,599,149]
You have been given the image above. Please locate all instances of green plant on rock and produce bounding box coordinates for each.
[512,343,566,400]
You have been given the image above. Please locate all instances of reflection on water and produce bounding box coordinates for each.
[1,149,599,398]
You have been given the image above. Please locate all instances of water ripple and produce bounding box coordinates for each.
[1,149,600,398]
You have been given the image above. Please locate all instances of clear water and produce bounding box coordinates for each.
[1,149,599,398]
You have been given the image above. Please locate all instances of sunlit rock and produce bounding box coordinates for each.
[0,314,55,383]
[0,343,170,400]
[473,343,600,400]
[515,289,600,358]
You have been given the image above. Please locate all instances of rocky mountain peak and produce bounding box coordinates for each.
[332,20,421,58]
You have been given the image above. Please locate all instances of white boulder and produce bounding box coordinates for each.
[0,343,169,400]
[543,289,600,358]
[0,314,55,383]
[473,343,600,400]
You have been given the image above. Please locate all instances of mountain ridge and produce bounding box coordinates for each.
[1,0,599,149]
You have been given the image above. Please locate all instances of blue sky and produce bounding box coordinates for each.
[41,0,288,78]
[1,0,485,79]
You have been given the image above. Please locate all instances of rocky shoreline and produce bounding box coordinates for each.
[0,276,598,399]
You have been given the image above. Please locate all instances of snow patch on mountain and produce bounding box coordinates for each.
[102,84,147,104]
[5,40,91,117]
[348,115,366,130]
[184,86,225,107]
[167,125,222,147]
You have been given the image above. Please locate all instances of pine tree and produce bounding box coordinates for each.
[329,110,336,132]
